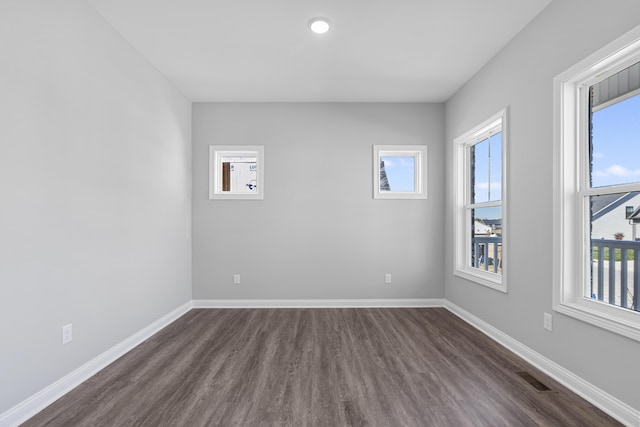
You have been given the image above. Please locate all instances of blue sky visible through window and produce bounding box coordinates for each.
[474,206,502,228]
[381,156,415,192]
[591,93,640,188]
[472,133,502,204]
[471,132,502,221]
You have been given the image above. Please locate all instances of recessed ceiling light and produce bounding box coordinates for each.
[309,18,330,34]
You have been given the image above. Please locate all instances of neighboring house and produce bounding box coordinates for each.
[482,218,502,235]
[474,220,493,235]
[629,205,640,240]
[591,192,640,240]
[379,160,390,191]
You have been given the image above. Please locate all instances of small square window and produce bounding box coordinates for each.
[373,145,427,199]
[209,146,264,200]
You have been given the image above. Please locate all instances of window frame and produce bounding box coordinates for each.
[209,145,264,200]
[453,109,508,292]
[553,25,640,342]
[373,145,427,199]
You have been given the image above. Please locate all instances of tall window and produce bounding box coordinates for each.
[588,78,640,312]
[454,110,507,292]
[554,26,640,341]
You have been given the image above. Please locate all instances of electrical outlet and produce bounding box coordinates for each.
[385,274,392,284]
[62,324,73,344]
[543,313,553,331]
[233,274,241,285]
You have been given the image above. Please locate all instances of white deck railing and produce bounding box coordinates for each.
[591,239,640,312]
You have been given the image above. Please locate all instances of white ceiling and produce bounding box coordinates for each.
[88,0,552,102]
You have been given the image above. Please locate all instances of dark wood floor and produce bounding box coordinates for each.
[24,308,621,426]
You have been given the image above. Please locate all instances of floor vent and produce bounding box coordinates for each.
[515,371,555,393]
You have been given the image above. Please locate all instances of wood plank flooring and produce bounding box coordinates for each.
[24,308,621,426]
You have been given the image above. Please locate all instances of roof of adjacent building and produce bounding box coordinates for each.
[591,192,640,221]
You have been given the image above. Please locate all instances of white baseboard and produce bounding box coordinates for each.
[0,301,193,427]
[444,301,640,427]
[192,298,445,308]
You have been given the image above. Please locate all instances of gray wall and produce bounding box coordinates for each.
[0,0,192,413]
[445,0,640,411]
[193,103,444,300]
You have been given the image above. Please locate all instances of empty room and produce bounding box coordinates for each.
[1,0,639,426]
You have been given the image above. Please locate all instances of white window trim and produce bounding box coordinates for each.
[209,145,264,200]
[553,25,640,342]
[453,109,508,292]
[373,145,427,199]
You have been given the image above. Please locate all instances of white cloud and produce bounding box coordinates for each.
[595,164,640,177]
[399,157,414,168]
[476,181,501,191]
[382,157,415,170]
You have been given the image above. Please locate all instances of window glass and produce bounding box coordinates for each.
[380,156,415,192]
[588,84,640,313]
[471,140,489,203]
[220,156,257,193]
[470,206,502,274]
[591,93,640,188]
[471,132,502,204]
[589,193,639,310]
[489,133,503,201]
[469,131,503,276]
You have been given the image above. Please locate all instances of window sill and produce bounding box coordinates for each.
[454,268,507,293]
[553,301,640,342]
[375,192,428,200]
